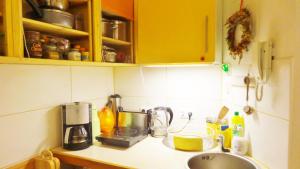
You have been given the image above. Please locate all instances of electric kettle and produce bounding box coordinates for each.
[148,107,173,137]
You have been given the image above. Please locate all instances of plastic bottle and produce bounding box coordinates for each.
[98,106,115,134]
[231,112,245,137]
[221,125,232,149]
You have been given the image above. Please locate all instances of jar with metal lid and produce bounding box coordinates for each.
[25,31,43,58]
[102,45,117,62]
[43,44,60,59]
[68,48,81,61]
[80,48,89,61]
[56,38,70,59]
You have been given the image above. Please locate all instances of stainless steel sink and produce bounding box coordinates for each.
[186,152,261,169]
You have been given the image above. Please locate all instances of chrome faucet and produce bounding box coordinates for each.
[216,135,230,152]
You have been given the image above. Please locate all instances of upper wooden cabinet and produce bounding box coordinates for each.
[102,0,134,20]
[135,0,222,64]
[0,0,13,57]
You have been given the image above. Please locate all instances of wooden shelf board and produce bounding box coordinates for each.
[0,57,214,67]
[101,0,134,21]
[23,18,89,37]
[102,37,131,46]
[69,0,88,7]
[0,56,136,67]
[140,62,215,67]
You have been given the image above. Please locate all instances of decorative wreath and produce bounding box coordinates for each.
[225,8,252,60]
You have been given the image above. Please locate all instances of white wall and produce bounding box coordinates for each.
[0,65,113,168]
[222,0,295,168]
[290,0,300,168]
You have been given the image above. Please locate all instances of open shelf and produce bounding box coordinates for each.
[22,18,89,37]
[102,36,131,46]
[0,56,136,67]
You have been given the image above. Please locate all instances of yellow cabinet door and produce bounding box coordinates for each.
[136,0,216,64]
[0,0,14,57]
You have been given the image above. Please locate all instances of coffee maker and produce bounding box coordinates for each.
[62,102,93,150]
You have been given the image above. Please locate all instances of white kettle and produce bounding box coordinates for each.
[148,107,173,137]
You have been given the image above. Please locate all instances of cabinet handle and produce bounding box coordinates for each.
[205,16,208,54]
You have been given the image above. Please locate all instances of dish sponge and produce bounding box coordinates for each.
[173,135,203,151]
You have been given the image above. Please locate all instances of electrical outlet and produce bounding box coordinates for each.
[180,112,193,120]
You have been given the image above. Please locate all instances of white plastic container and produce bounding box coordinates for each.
[231,136,248,155]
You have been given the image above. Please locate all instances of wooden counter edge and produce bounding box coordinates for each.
[5,158,35,169]
[52,149,133,169]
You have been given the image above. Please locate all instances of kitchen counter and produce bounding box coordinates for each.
[52,137,268,169]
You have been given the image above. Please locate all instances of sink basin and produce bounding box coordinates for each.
[186,152,261,169]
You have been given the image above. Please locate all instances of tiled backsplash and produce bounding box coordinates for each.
[0,65,114,167]
[114,66,223,120]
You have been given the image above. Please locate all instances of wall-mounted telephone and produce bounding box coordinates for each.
[255,41,273,101]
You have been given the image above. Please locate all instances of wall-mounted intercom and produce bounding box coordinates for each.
[255,41,273,101]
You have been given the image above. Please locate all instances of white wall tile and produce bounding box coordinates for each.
[245,112,289,169]
[114,67,145,97]
[114,67,167,97]
[71,66,113,101]
[0,64,71,116]
[166,66,222,100]
[141,67,167,97]
[256,59,291,120]
[120,96,167,112]
[0,107,61,167]
[166,98,222,120]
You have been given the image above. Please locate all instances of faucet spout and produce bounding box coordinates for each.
[216,135,230,152]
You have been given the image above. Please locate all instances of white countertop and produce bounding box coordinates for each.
[52,136,268,169]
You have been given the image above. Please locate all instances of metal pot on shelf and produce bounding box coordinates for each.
[25,0,74,28]
[36,0,69,11]
[102,18,113,37]
[101,18,128,41]
[111,20,127,41]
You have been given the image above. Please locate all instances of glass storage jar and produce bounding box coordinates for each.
[68,48,81,61]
